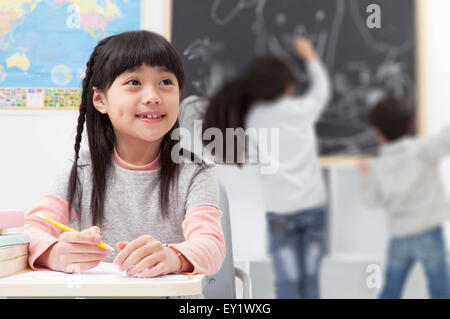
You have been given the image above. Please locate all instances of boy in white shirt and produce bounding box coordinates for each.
[358,97,450,299]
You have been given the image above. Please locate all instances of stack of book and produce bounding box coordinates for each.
[0,210,30,278]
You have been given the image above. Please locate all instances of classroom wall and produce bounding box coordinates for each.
[1,0,450,298]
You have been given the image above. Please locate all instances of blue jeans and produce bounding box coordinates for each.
[380,226,449,299]
[266,206,326,299]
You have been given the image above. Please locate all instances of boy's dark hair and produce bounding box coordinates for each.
[67,30,184,226]
[369,97,414,142]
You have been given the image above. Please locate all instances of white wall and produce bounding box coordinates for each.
[0,110,78,213]
[424,0,450,134]
[424,0,450,204]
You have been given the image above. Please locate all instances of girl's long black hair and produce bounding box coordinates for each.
[202,56,294,165]
[67,30,185,226]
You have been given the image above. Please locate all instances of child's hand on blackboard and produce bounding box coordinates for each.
[294,38,316,62]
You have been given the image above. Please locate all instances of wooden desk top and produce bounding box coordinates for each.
[0,267,206,297]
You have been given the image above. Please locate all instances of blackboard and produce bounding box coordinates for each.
[170,0,422,157]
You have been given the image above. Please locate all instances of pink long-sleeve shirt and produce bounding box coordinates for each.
[21,149,226,276]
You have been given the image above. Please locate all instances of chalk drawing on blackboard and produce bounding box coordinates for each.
[333,59,414,113]
[173,0,417,155]
[183,37,224,62]
[211,0,259,26]
[316,10,326,22]
[275,13,286,25]
[349,0,413,56]
[324,0,345,71]
[374,60,414,99]
[319,128,379,155]
[183,37,231,95]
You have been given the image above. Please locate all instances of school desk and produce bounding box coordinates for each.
[0,262,205,298]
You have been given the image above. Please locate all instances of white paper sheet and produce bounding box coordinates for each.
[0,262,189,281]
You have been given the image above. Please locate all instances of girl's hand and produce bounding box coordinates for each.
[41,226,110,273]
[357,158,372,177]
[294,37,317,62]
[113,235,181,278]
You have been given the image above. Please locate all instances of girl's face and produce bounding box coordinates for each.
[93,63,180,147]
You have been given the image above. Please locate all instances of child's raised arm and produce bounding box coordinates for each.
[293,37,331,122]
[416,125,450,164]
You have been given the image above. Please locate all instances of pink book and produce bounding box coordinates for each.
[0,210,24,229]
[0,243,28,261]
[0,255,28,278]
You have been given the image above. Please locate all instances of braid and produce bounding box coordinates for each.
[74,50,97,158]
[67,45,100,220]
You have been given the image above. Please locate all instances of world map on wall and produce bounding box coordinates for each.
[0,0,140,108]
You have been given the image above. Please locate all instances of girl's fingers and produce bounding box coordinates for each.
[126,254,161,277]
[118,242,161,272]
[66,252,108,265]
[68,242,111,255]
[116,241,128,251]
[60,230,101,245]
[113,235,154,266]
[136,262,166,278]
[82,226,101,236]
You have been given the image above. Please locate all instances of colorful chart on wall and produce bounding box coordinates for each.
[0,0,141,109]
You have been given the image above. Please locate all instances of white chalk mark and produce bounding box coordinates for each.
[316,10,325,22]
[211,0,259,26]
[183,37,224,62]
[276,12,286,25]
[324,0,345,71]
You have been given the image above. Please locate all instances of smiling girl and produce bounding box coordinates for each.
[20,31,226,278]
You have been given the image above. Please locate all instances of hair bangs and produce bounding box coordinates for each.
[101,31,184,91]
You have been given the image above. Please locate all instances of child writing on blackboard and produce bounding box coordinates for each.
[357,97,450,298]
[20,30,226,278]
[180,38,331,298]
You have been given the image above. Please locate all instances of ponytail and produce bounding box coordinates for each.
[202,55,295,165]
[202,80,251,165]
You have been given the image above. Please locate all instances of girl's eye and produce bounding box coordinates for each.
[126,79,141,86]
[160,79,173,86]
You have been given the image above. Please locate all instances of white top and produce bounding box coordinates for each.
[362,126,450,236]
[245,59,331,213]
[178,58,331,214]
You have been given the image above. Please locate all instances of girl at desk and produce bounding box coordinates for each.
[20,30,226,278]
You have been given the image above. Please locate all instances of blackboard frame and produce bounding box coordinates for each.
[167,0,425,164]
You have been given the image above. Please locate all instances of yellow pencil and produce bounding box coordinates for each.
[36,213,115,251]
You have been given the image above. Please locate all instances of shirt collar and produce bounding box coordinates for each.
[112,147,161,171]
[379,137,413,156]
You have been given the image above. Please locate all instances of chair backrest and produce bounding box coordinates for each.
[202,182,237,298]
